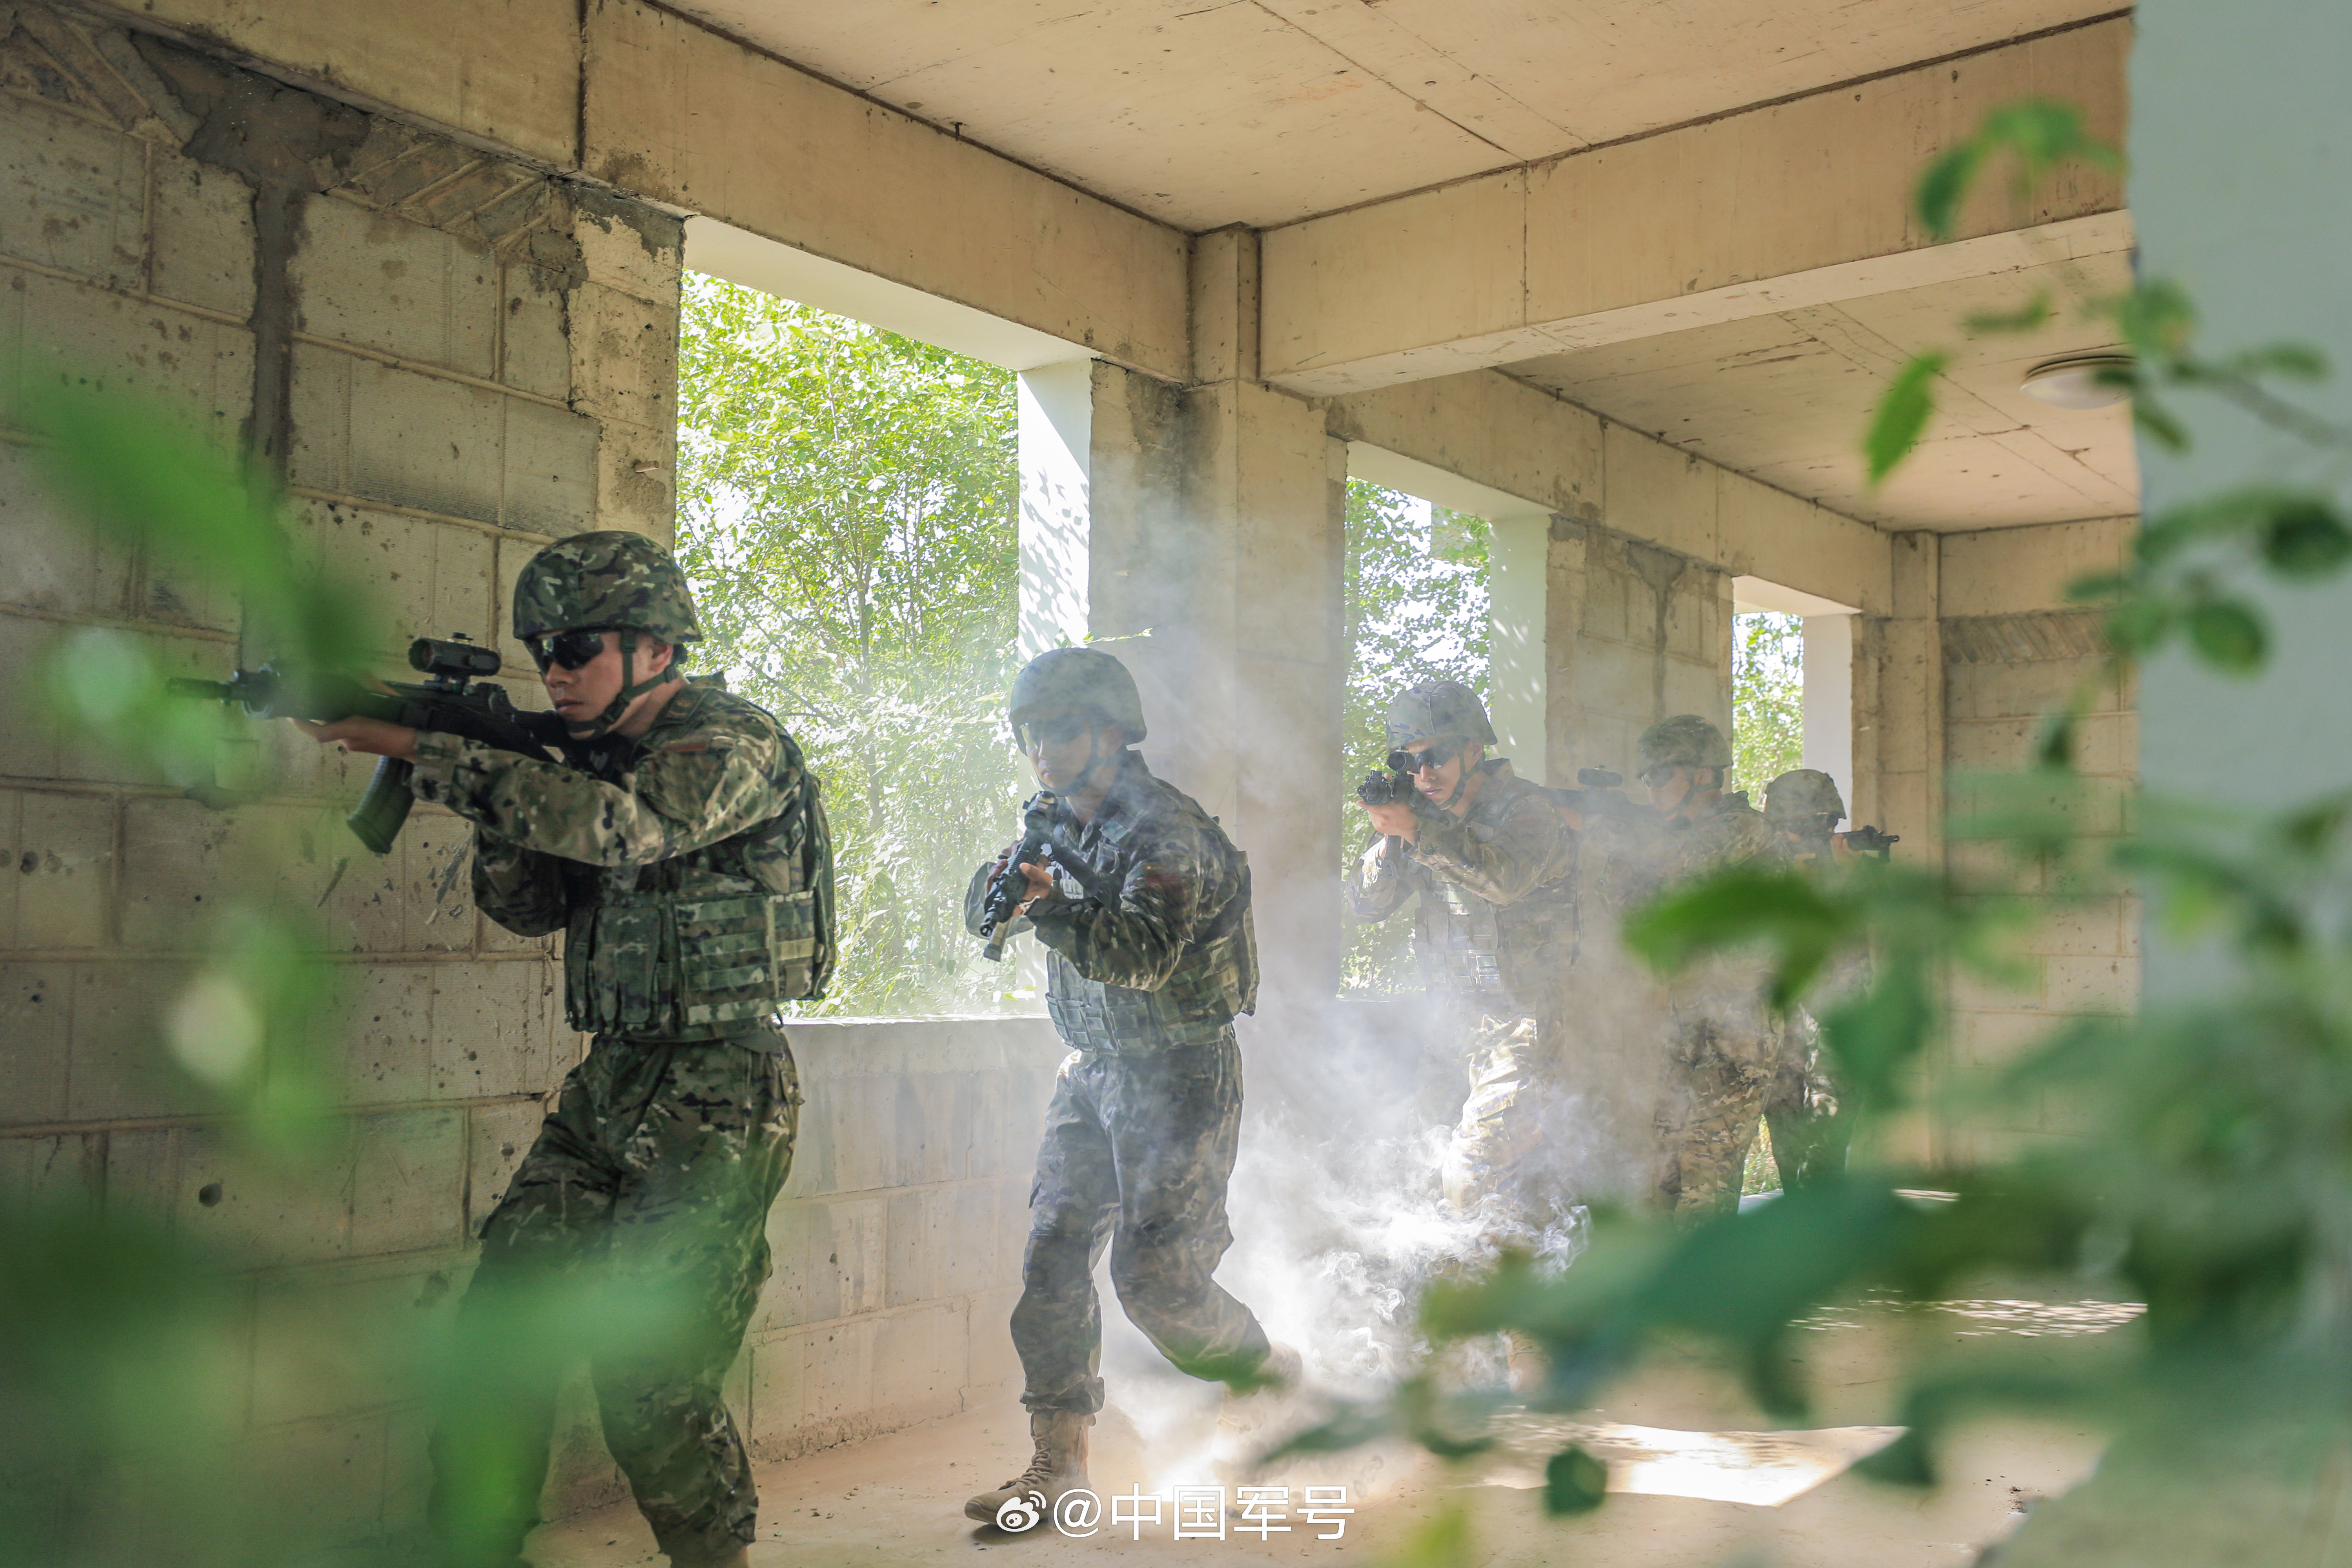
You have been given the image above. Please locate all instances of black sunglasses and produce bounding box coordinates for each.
[1016,712,1105,751]
[1638,763,1683,787]
[1387,737,1469,775]
[526,628,612,672]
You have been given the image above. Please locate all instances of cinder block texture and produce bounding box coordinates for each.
[0,6,695,1546]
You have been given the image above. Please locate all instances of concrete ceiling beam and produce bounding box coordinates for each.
[1260,15,2131,397]
[115,0,1194,383]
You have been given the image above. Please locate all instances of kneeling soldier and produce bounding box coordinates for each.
[963,648,1295,1525]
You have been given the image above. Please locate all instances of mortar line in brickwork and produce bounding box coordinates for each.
[0,945,559,965]
[0,769,492,817]
[747,1289,1007,1342]
[286,332,574,412]
[0,945,562,978]
[283,486,558,547]
[0,1091,549,1142]
[0,253,575,412]
[777,1172,1021,1203]
[0,600,240,643]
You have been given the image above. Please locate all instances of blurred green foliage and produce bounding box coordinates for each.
[1307,100,2352,1564]
[673,275,1025,1016]
[1731,612,1803,797]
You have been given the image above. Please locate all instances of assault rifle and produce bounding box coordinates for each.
[1841,824,1900,861]
[170,634,567,855]
[979,790,1060,961]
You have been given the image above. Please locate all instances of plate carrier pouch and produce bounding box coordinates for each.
[563,692,837,1038]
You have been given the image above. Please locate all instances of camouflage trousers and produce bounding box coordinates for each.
[1654,1015,1770,1219]
[1439,1011,1579,1243]
[1764,1009,1848,1191]
[1013,1028,1274,1414]
[429,1031,799,1566]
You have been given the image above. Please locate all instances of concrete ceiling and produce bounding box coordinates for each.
[665,0,2124,230]
[1502,249,2141,532]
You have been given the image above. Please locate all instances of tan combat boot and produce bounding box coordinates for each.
[963,1409,1093,1528]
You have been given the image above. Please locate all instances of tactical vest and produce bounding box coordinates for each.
[1415,869,1575,1019]
[1038,768,1258,1056]
[1407,771,1577,1020]
[561,686,836,1040]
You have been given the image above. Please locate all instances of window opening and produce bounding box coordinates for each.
[1341,479,1491,996]
[675,273,1023,1016]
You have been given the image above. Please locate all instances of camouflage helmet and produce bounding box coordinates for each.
[1765,768,1846,827]
[1637,714,1733,772]
[513,530,702,644]
[1009,647,1147,743]
[1385,680,1497,750]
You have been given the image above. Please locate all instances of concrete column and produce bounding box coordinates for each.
[1086,229,1347,1018]
[1801,613,1856,802]
[1853,534,1944,864]
[1487,513,1553,785]
[1016,361,1094,660]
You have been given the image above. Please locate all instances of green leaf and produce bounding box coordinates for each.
[2035,711,2077,770]
[1864,353,1949,484]
[2109,277,2197,360]
[2133,393,2192,454]
[2185,597,2268,673]
[1544,1446,1609,1516]
[2064,570,2132,603]
[2258,500,2352,578]
[1854,1426,1936,1487]
[1915,144,1983,241]
[1394,1501,1473,1568]
[1963,291,2052,335]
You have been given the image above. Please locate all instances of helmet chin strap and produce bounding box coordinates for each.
[1065,725,1121,793]
[565,630,670,741]
[1434,744,1480,809]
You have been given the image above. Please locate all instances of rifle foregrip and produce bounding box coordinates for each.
[347,757,416,856]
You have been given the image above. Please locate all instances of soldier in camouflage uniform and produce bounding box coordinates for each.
[961,648,1294,1526]
[1760,769,1859,1190]
[294,531,830,1568]
[1635,715,1783,1219]
[1344,683,1579,1244]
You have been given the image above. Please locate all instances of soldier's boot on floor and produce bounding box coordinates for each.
[1505,1330,1550,1396]
[1214,1341,1307,1482]
[964,1409,1094,1527]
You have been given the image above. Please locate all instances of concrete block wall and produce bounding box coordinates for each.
[1935,519,2139,1160]
[0,9,1065,1549]
[1541,519,1735,788]
[739,1018,1060,1464]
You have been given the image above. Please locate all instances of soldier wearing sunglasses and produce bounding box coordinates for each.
[1344,680,1578,1389]
[961,647,1296,1526]
[294,531,830,1568]
[1630,714,1785,1220]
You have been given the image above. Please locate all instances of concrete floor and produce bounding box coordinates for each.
[528,1295,2121,1568]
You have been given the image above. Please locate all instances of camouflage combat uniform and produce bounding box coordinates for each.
[1345,758,1578,1238]
[1646,793,1783,1217]
[1759,769,1861,1192]
[1764,886,1863,1193]
[964,749,1273,1414]
[414,679,825,1565]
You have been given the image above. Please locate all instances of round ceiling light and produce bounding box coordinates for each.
[2021,352,2134,410]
